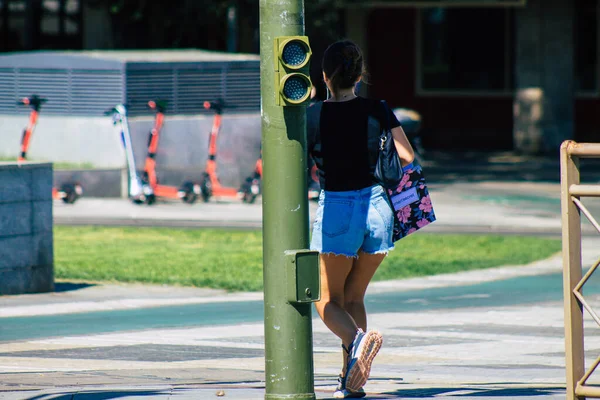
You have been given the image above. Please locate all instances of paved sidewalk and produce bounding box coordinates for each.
[1,239,599,399]
[53,180,600,236]
[6,151,600,399]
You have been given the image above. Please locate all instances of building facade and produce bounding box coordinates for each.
[1,0,598,153]
[346,0,598,152]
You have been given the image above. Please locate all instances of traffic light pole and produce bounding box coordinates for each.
[259,1,317,399]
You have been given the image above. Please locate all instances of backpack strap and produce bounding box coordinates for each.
[380,100,392,133]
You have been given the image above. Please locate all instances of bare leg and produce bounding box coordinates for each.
[345,251,386,329]
[340,250,386,376]
[314,253,359,347]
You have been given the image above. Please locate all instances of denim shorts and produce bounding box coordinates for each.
[310,185,395,257]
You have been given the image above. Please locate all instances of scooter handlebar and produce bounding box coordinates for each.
[17,96,47,107]
[204,99,236,114]
[147,99,168,112]
[104,104,129,115]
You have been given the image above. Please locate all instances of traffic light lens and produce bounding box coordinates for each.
[283,76,309,101]
[282,42,307,67]
[275,36,312,106]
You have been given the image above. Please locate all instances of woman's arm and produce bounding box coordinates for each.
[391,125,415,167]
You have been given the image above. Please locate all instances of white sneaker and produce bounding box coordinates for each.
[333,374,366,398]
[345,329,383,392]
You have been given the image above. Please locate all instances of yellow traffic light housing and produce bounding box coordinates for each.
[274,36,313,106]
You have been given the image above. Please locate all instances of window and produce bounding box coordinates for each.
[40,0,81,49]
[347,0,526,6]
[418,7,513,93]
[575,0,598,94]
[1,0,26,51]
[419,2,599,96]
[0,0,81,52]
[0,1,6,47]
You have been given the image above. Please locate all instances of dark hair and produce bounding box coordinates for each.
[322,40,367,93]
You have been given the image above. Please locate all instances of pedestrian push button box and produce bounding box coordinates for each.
[285,249,320,304]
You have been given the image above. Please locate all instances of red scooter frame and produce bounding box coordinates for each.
[241,155,320,202]
[17,95,83,204]
[142,100,199,204]
[238,151,262,204]
[199,100,242,202]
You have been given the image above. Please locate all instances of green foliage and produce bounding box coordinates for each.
[84,0,255,50]
[83,0,345,54]
[82,0,347,97]
[55,226,264,291]
[376,234,562,280]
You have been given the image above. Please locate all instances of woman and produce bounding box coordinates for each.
[307,40,415,399]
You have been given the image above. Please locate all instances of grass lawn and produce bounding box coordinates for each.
[0,157,93,169]
[54,226,562,292]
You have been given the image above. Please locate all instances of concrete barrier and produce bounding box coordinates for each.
[0,162,54,295]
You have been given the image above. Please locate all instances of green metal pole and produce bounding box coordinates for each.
[259,1,315,399]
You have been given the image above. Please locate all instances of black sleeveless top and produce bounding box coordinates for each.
[307,97,401,192]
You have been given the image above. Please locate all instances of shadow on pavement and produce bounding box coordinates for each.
[23,390,166,399]
[54,282,96,293]
[379,386,565,398]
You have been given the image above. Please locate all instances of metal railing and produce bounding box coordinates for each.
[561,140,600,399]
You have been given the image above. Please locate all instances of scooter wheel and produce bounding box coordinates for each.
[144,194,156,205]
[179,181,199,204]
[200,174,212,203]
[61,183,83,204]
[240,178,252,204]
[243,192,257,204]
[241,177,260,204]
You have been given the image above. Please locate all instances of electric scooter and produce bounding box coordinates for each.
[143,99,200,205]
[239,154,321,203]
[307,161,320,200]
[105,103,199,205]
[17,95,83,204]
[105,104,147,204]
[238,152,262,204]
[199,99,244,203]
